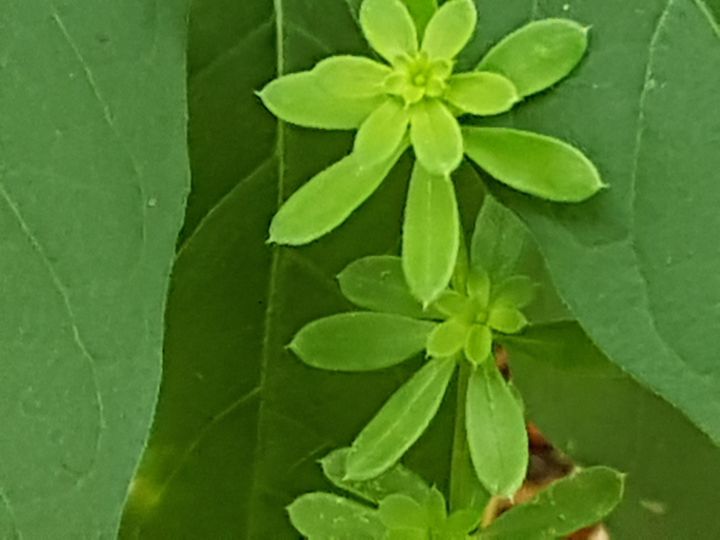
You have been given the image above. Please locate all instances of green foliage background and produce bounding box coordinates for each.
[3,0,720,538]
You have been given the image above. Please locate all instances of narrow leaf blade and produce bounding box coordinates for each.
[338,256,427,318]
[288,493,386,540]
[321,448,432,504]
[481,467,624,540]
[466,361,528,496]
[478,19,589,97]
[410,100,463,176]
[259,71,383,129]
[402,162,460,304]
[346,357,457,480]
[269,148,404,245]
[463,127,604,202]
[445,72,519,116]
[290,313,435,371]
[360,0,418,63]
[421,0,477,60]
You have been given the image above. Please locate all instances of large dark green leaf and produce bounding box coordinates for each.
[120,1,473,537]
[473,0,720,442]
[0,0,190,536]
[506,323,720,539]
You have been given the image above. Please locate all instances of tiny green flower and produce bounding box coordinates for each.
[427,267,533,364]
[290,253,533,490]
[260,0,602,303]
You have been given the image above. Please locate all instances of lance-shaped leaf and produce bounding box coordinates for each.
[411,100,463,176]
[259,71,383,129]
[403,162,460,304]
[354,98,410,165]
[360,0,418,64]
[463,127,604,202]
[470,196,529,281]
[321,448,432,505]
[421,0,476,60]
[338,256,427,319]
[314,55,391,98]
[401,0,438,37]
[480,467,624,540]
[346,356,457,480]
[478,19,589,97]
[290,312,435,371]
[269,146,406,245]
[445,72,519,116]
[466,360,528,496]
[288,493,386,540]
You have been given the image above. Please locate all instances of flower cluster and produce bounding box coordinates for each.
[260,0,603,305]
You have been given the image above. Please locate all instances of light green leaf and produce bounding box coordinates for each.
[488,306,527,334]
[288,493,385,540]
[421,0,477,60]
[470,196,529,281]
[493,276,536,309]
[410,99,464,175]
[427,319,468,358]
[314,55,391,98]
[354,98,411,165]
[0,0,190,536]
[445,72,519,116]
[466,268,490,304]
[290,312,435,371]
[401,0,438,37]
[360,0,418,64]
[346,357,457,480]
[506,323,720,538]
[445,508,482,535]
[478,19,589,98]
[466,361,528,496]
[379,494,428,529]
[464,325,492,365]
[321,448,432,504]
[463,127,604,202]
[259,71,383,129]
[432,290,469,318]
[403,162,460,304]
[480,467,624,540]
[338,256,427,319]
[491,0,720,443]
[269,147,405,245]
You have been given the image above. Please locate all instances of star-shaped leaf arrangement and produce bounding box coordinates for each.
[288,447,624,540]
[289,196,544,495]
[260,0,603,304]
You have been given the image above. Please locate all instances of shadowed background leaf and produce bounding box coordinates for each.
[0,0,190,536]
